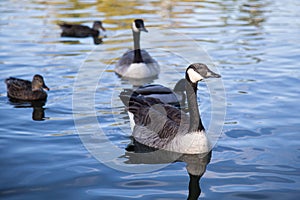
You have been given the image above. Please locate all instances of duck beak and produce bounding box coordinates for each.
[43,84,50,91]
[100,25,106,32]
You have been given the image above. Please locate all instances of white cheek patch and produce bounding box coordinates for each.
[132,22,139,32]
[187,69,204,83]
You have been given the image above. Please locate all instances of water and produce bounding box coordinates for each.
[1,0,300,199]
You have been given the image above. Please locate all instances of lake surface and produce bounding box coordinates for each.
[1,0,300,199]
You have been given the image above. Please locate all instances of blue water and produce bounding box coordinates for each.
[1,0,300,199]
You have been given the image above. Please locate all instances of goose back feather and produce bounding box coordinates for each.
[121,78,186,108]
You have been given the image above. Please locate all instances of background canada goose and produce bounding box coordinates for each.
[115,19,160,79]
[5,74,49,101]
[119,63,221,154]
[58,21,105,38]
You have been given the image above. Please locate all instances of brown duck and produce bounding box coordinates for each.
[5,74,49,101]
[58,21,105,38]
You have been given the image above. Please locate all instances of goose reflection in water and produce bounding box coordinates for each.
[122,144,211,200]
[8,99,48,121]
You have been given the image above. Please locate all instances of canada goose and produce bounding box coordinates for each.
[120,63,221,154]
[115,19,160,79]
[58,21,105,38]
[5,74,49,101]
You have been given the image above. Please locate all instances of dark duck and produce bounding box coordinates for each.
[5,74,49,101]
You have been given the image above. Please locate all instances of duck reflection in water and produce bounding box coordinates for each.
[8,99,48,121]
[123,143,211,200]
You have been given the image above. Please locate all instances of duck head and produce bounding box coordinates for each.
[93,21,106,31]
[32,74,49,91]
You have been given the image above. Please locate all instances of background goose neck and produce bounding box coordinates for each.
[132,31,143,63]
[185,77,205,132]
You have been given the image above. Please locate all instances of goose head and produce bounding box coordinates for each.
[32,74,49,91]
[132,19,148,33]
[186,63,221,83]
[93,21,106,31]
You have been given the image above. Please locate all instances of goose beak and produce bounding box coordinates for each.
[205,70,221,79]
[140,27,148,32]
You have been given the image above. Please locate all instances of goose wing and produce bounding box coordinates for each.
[122,94,189,148]
[117,49,158,67]
[140,49,158,64]
[116,50,134,68]
[135,84,183,106]
[135,84,173,95]
[121,83,183,107]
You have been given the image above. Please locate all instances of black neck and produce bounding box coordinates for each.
[133,31,143,63]
[185,74,205,132]
[187,173,201,200]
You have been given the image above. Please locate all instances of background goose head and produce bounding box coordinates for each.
[186,63,221,83]
[32,74,49,91]
[92,21,106,31]
[132,19,148,33]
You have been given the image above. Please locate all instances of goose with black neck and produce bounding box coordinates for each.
[119,63,221,154]
[115,19,160,79]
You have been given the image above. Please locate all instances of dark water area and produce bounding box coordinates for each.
[0,0,300,199]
